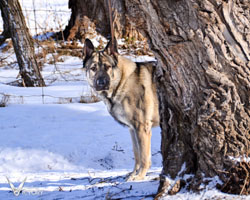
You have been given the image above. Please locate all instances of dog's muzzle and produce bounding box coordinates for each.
[95,76,110,91]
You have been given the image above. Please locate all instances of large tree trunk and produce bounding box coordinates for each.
[0,0,45,87]
[65,0,250,196]
[131,0,250,195]
[59,0,145,41]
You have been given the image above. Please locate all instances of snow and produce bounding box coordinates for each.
[0,102,162,199]
[0,55,92,104]
[229,156,250,163]
[22,0,70,35]
[0,0,249,199]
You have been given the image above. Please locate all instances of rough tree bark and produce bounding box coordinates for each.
[0,3,10,45]
[0,0,45,87]
[64,0,250,196]
[59,0,145,41]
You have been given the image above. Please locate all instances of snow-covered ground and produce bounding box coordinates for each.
[0,101,162,200]
[0,0,249,200]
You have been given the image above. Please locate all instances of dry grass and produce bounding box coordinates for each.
[79,93,101,104]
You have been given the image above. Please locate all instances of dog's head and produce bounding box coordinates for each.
[83,39,120,93]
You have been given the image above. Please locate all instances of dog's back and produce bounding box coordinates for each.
[108,56,159,129]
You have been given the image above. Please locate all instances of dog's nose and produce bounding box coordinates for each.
[95,76,110,91]
[96,77,107,87]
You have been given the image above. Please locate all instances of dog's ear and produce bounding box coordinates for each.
[104,38,118,60]
[83,39,94,68]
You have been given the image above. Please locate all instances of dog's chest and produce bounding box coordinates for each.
[104,98,131,127]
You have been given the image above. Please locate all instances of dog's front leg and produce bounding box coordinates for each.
[127,123,152,181]
[126,128,140,181]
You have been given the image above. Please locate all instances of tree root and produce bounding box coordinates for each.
[217,161,250,195]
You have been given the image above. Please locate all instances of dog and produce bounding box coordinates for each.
[83,38,159,181]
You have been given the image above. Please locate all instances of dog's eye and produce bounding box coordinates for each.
[90,66,97,72]
[104,64,111,71]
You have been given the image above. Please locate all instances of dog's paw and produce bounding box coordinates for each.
[126,173,145,182]
[125,171,136,182]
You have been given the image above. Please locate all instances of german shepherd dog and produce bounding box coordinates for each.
[83,39,159,181]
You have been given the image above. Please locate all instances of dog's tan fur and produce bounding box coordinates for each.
[83,39,159,181]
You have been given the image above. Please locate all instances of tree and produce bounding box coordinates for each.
[59,0,145,41]
[0,2,10,45]
[64,0,250,196]
[0,0,45,87]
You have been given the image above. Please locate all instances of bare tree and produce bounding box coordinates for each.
[0,0,45,87]
[0,2,10,45]
[64,0,250,196]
